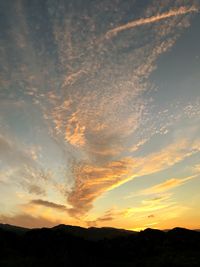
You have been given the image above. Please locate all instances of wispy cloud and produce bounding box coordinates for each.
[55,27,198,217]
[86,206,145,228]
[105,6,198,39]
[67,158,135,216]
[30,199,68,212]
[86,208,124,227]
[0,0,199,225]
[26,184,45,196]
[194,164,200,173]
[68,137,200,216]
[86,193,176,227]
[0,134,50,196]
[0,134,35,168]
[139,175,198,196]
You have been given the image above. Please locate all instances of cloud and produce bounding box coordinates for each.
[139,175,198,196]
[145,195,172,203]
[130,138,149,152]
[67,138,200,216]
[44,1,199,218]
[49,2,193,154]
[26,185,45,196]
[148,214,155,218]
[105,6,198,39]
[86,193,176,227]
[0,134,50,196]
[62,69,87,88]
[56,41,196,217]
[64,111,86,147]
[129,139,200,179]
[1,0,199,223]
[194,164,200,173]
[30,199,68,212]
[0,134,34,168]
[67,158,134,216]
[86,208,127,227]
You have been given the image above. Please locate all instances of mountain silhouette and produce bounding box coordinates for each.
[52,224,136,240]
[0,223,29,234]
[0,223,200,266]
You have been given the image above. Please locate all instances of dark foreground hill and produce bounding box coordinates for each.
[0,224,200,267]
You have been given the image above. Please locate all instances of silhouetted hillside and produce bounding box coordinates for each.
[0,223,29,234]
[53,224,136,240]
[0,224,200,266]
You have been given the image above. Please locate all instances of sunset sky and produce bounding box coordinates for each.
[0,0,200,230]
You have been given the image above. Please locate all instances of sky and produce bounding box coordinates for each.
[0,0,200,230]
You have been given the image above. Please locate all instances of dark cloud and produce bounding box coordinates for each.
[26,184,46,196]
[30,199,68,212]
[148,214,155,218]
[86,208,125,227]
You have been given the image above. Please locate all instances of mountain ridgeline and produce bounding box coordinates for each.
[0,224,200,266]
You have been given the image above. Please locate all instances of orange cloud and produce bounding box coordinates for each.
[67,138,200,216]
[47,2,197,159]
[139,175,198,195]
[30,199,68,212]
[86,193,176,228]
[86,208,127,227]
[105,6,198,39]
[62,69,87,88]
[67,158,134,216]
[132,139,200,178]
[65,111,86,147]
[2,0,198,227]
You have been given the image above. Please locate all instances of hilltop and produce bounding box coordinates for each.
[0,223,200,266]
